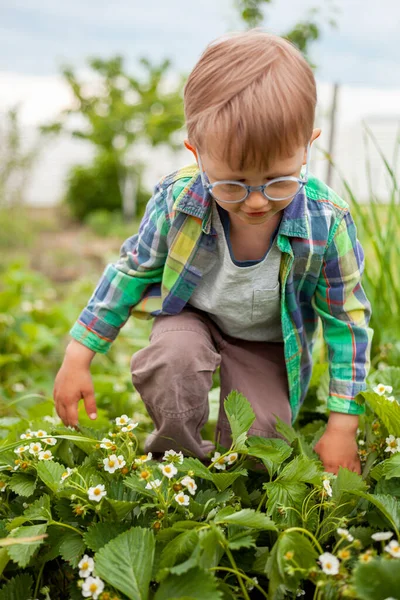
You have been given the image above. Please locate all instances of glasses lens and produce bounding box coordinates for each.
[265,180,301,200]
[210,182,247,203]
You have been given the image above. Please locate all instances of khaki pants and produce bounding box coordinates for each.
[130,307,291,460]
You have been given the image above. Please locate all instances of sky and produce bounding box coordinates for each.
[0,0,399,205]
[1,0,400,88]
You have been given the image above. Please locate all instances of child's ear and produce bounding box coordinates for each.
[184,139,198,161]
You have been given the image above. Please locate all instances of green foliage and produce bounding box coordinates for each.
[352,558,400,600]
[42,55,185,221]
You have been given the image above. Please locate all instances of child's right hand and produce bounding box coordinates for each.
[53,340,97,428]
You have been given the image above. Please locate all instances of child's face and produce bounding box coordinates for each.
[185,128,320,226]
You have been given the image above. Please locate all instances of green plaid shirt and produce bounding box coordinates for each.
[70,164,373,423]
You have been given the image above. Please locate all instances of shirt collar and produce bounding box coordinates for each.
[173,166,310,238]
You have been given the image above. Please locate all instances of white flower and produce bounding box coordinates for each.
[226,452,238,465]
[88,484,107,502]
[322,478,333,497]
[115,414,133,427]
[358,440,365,446]
[103,454,123,473]
[21,301,33,312]
[385,435,400,454]
[384,539,400,558]
[116,454,126,469]
[245,576,258,591]
[296,591,306,597]
[145,479,162,490]
[113,382,126,393]
[38,450,53,461]
[174,491,190,506]
[100,438,114,449]
[373,383,393,396]
[211,452,227,470]
[371,531,394,541]
[61,467,74,482]
[78,554,95,578]
[81,575,105,599]
[163,450,184,464]
[387,396,396,403]
[14,445,29,455]
[181,476,197,495]
[12,383,25,392]
[337,528,354,541]
[43,437,57,446]
[135,452,152,465]
[29,442,43,456]
[121,422,139,432]
[0,481,7,492]
[35,430,48,438]
[319,552,340,575]
[159,463,178,479]
[20,432,32,440]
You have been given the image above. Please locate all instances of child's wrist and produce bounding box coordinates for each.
[326,411,359,434]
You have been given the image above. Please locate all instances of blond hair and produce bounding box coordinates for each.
[184,29,317,172]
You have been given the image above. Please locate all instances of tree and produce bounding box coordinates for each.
[234,0,338,62]
[41,56,185,220]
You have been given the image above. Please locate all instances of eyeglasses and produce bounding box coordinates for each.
[196,141,311,203]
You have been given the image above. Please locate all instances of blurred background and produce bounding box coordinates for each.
[1,0,399,432]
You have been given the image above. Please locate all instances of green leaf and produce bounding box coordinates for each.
[215,508,277,531]
[104,498,138,520]
[246,436,292,477]
[264,480,308,527]
[352,557,400,600]
[381,453,400,479]
[211,469,247,492]
[84,521,127,552]
[358,391,400,437]
[0,573,33,600]
[179,457,214,481]
[7,473,37,497]
[154,567,223,600]
[227,530,257,550]
[7,524,47,568]
[157,530,199,573]
[95,527,155,600]
[123,475,156,498]
[59,530,86,568]
[198,527,225,570]
[223,391,255,449]
[349,491,400,538]
[266,531,318,596]
[23,494,52,521]
[276,455,323,485]
[36,460,65,492]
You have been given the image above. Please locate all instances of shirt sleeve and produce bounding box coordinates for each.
[311,209,373,415]
[69,179,172,353]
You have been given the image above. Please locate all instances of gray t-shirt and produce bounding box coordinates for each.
[188,202,283,341]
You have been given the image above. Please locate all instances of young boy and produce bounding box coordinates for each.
[54,29,373,475]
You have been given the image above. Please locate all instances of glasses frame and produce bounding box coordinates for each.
[196,141,311,203]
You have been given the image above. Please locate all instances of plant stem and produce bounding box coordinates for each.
[225,546,251,600]
[33,560,46,599]
[49,520,83,536]
[209,566,268,599]
[282,527,324,555]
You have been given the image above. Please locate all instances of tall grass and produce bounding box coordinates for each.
[321,121,400,351]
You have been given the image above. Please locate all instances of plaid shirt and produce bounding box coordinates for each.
[70,164,373,423]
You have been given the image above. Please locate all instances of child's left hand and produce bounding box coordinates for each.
[314,430,361,475]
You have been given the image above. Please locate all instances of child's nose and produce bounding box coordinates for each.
[244,190,270,211]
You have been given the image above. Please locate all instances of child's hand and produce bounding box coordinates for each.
[314,430,361,475]
[53,340,97,428]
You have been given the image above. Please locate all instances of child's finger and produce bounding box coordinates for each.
[82,389,97,420]
[65,402,79,428]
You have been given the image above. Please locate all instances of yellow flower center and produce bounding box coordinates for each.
[0,482,5,488]
[140,455,147,460]
[82,562,88,569]
[94,488,101,496]
[284,551,294,560]
[326,562,332,569]
[89,583,98,592]
[108,460,115,467]
[165,467,171,472]
[140,470,150,479]
[217,458,225,464]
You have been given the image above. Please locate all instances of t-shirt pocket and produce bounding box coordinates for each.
[252,283,281,322]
